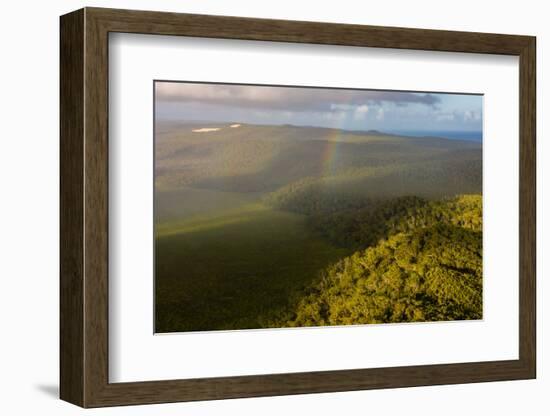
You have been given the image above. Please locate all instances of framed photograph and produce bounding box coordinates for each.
[60,7,536,408]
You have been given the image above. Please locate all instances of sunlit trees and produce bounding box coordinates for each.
[269,194,483,327]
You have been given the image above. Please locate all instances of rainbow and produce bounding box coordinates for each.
[321,127,347,177]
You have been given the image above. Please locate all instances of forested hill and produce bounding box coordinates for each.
[268,194,483,327]
[155,122,481,194]
[155,122,483,331]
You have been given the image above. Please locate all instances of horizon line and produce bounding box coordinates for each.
[155,118,483,136]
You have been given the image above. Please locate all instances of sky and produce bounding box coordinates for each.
[155,81,483,133]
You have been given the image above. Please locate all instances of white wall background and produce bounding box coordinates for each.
[0,0,546,414]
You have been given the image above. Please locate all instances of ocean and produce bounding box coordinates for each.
[387,130,483,142]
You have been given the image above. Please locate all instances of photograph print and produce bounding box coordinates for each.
[154,81,483,333]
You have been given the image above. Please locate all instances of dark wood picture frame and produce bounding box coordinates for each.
[60,7,536,408]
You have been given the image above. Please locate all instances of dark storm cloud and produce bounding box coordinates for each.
[155,82,440,112]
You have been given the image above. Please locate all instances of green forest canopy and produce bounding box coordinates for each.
[267,194,483,327]
[155,123,483,330]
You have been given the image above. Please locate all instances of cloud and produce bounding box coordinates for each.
[322,111,347,121]
[376,108,385,121]
[330,104,355,111]
[463,110,481,121]
[436,113,455,122]
[155,82,441,112]
[353,105,369,120]
[434,109,482,124]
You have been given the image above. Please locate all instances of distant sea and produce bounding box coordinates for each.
[387,130,483,142]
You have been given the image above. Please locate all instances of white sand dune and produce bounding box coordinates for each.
[192,128,221,133]
[192,124,241,133]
